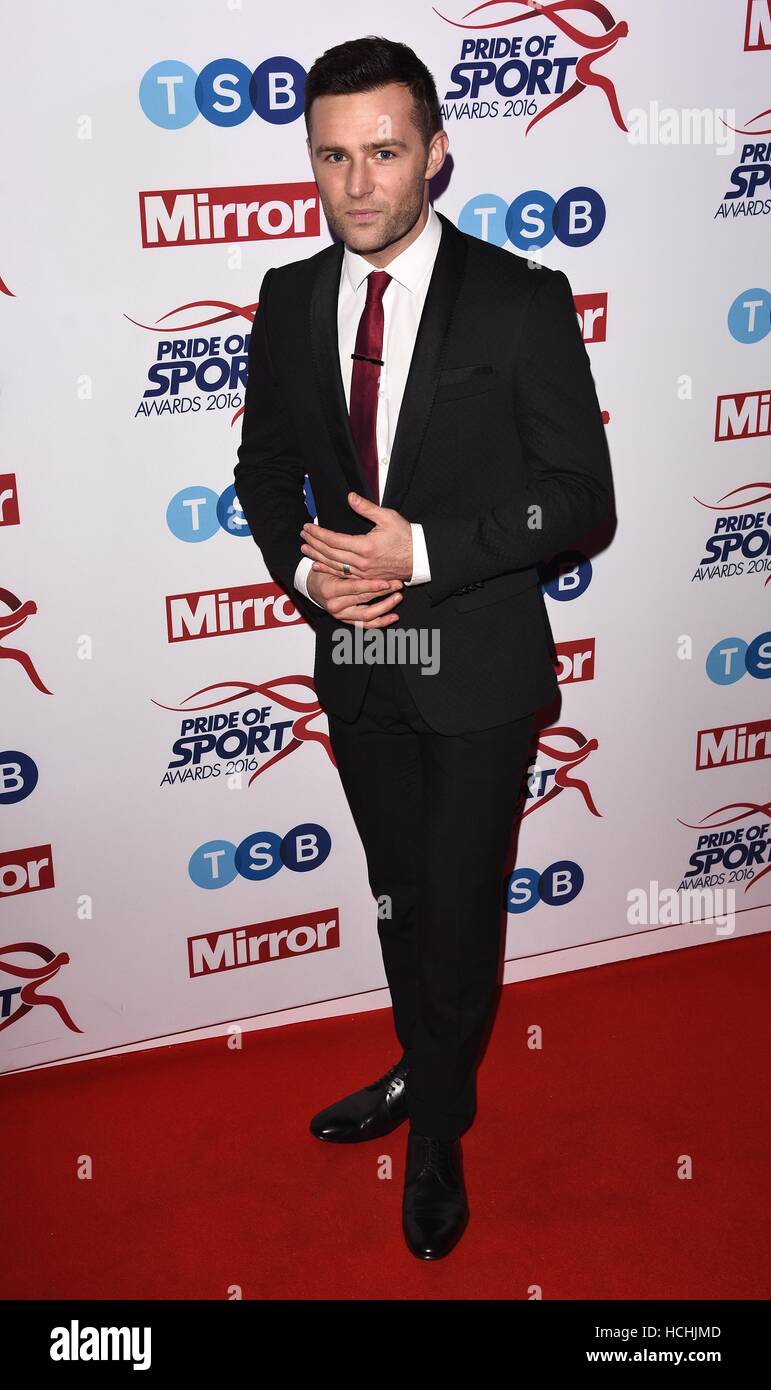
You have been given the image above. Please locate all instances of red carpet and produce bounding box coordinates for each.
[3,934,769,1301]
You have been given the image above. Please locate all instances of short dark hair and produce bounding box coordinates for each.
[304,35,443,148]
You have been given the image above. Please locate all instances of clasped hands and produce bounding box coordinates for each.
[300,491,412,628]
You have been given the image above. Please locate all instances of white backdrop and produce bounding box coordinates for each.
[2,0,770,1073]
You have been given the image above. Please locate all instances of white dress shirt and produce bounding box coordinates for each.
[294,202,442,606]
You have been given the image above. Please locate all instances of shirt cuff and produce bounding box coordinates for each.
[294,555,324,608]
[406,522,431,585]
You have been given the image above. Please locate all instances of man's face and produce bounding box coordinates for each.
[306,81,446,255]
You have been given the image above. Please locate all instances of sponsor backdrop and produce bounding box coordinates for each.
[2,1,770,1072]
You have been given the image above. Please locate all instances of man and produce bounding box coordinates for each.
[234,35,612,1260]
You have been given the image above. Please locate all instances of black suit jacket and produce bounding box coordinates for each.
[234,209,613,734]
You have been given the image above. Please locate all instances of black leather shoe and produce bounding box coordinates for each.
[402,1131,469,1259]
[309,1058,409,1143]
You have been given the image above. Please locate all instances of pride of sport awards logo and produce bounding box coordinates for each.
[434,0,629,134]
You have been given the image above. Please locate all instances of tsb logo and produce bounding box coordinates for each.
[506,860,584,913]
[189,824,332,888]
[459,189,605,249]
[541,552,593,602]
[167,479,317,543]
[0,751,39,805]
[140,57,306,127]
[706,631,771,684]
[727,287,771,343]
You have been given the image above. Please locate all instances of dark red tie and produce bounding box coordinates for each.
[349,270,391,503]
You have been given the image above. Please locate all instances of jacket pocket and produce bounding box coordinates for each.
[434,363,496,402]
[453,567,540,611]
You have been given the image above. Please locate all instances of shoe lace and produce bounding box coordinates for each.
[414,1134,455,1183]
[370,1059,408,1094]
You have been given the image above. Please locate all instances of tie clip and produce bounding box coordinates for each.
[351,351,384,365]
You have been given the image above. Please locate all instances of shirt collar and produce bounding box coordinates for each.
[343,203,442,295]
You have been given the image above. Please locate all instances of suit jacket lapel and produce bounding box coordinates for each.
[308,209,468,514]
[382,212,467,512]
[309,238,364,499]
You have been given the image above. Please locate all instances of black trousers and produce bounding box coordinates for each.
[327,658,535,1140]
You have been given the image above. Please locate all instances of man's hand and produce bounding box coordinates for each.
[306,568,404,628]
[300,491,413,583]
